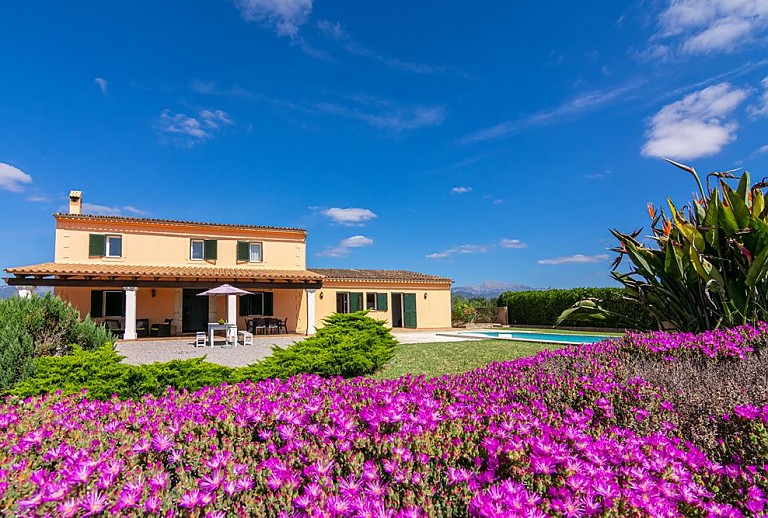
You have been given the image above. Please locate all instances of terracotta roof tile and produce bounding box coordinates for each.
[5,263,324,281]
[308,268,452,284]
[54,213,306,234]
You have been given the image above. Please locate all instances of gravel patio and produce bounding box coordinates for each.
[115,330,476,368]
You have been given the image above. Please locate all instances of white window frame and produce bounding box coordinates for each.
[105,235,122,258]
[366,292,378,311]
[190,239,204,261]
[249,242,263,263]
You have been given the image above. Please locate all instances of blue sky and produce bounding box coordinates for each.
[1,1,768,289]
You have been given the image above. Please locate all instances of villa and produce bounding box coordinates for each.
[3,191,452,339]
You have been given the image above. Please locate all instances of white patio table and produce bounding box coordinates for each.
[207,323,237,347]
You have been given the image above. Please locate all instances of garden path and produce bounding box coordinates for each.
[116,330,478,368]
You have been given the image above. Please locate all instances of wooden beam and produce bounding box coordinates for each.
[3,277,323,290]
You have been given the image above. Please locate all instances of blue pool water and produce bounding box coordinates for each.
[458,331,614,344]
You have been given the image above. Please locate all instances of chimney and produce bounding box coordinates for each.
[69,190,82,215]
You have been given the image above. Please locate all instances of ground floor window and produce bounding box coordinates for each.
[366,292,389,311]
[239,292,273,316]
[90,290,125,318]
[336,292,363,313]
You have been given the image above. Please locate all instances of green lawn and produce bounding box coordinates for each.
[371,339,561,380]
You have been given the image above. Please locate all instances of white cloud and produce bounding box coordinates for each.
[122,205,150,216]
[25,195,48,203]
[499,238,527,249]
[82,203,123,216]
[756,144,768,154]
[425,244,492,259]
[748,76,768,118]
[641,83,748,160]
[0,163,32,192]
[233,0,312,37]
[316,19,447,75]
[79,203,149,217]
[461,80,644,143]
[426,243,491,259]
[655,0,768,55]
[427,238,529,259]
[157,109,234,147]
[451,186,472,194]
[538,254,610,265]
[317,235,373,257]
[94,77,108,95]
[322,207,377,226]
[315,99,445,132]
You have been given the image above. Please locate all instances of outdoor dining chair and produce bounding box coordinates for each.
[225,325,238,347]
[103,319,124,338]
[266,318,280,334]
[251,318,266,335]
[195,332,207,348]
[239,330,253,346]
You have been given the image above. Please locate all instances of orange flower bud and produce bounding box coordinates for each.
[647,203,656,220]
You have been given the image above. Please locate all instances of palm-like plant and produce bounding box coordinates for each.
[558,160,768,332]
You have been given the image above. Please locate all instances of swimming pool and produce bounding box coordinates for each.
[450,330,615,344]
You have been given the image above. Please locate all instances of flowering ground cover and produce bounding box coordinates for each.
[2,324,768,516]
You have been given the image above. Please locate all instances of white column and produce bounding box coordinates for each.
[306,289,317,335]
[123,287,138,340]
[16,286,36,298]
[227,294,237,325]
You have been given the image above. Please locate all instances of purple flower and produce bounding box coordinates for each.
[80,490,110,516]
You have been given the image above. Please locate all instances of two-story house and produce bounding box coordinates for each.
[4,191,452,339]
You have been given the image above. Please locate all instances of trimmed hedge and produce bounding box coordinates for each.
[234,311,397,382]
[9,344,235,400]
[8,311,397,400]
[497,288,657,329]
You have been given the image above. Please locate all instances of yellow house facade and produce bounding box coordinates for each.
[4,191,452,339]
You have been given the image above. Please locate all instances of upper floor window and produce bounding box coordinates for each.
[105,235,122,258]
[237,241,263,263]
[191,239,217,261]
[89,234,122,258]
[190,240,204,260]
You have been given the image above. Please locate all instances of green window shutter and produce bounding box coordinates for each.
[403,293,417,328]
[90,290,103,318]
[237,241,249,262]
[350,292,363,312]
[89,234,106,256]
[264,292,274,316]
[204,240,218,261]
[239,294,252,316]
[377,293,388,311]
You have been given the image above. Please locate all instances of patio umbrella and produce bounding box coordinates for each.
[197,284,251,325]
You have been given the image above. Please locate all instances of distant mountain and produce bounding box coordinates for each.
[0,285,52,299]
[0,285,17,299]
[452,281,537,300]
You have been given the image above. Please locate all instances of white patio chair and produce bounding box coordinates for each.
[195,332,207,348]
[239,330,253,346]
[225,325,238,347]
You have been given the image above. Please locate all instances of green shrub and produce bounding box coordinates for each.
[497,288,655,329]
[10,343,127,399]
[235,311,397,382]
[8,311,395,399]
[9,343,234,400]
[0,293,113,390]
